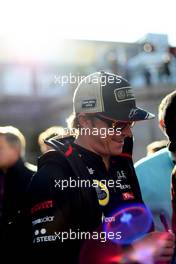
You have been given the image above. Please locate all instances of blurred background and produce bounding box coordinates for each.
[0,0,175,163]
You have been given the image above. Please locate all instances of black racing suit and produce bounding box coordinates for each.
[27,136,152,263]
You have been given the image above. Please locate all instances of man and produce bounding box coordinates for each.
[162,91,176,263]
[0,126,35,258]
[135,91,176,231]
[27,72,174,264]
[164,92,176,232]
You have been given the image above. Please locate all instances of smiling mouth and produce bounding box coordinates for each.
[113,140,124,145]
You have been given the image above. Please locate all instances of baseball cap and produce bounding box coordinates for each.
[162,90,176,152]
[73,71,155,121]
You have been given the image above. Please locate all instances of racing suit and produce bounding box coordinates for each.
[27,136,150,263]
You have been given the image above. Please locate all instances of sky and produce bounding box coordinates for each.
[0,0,175,58]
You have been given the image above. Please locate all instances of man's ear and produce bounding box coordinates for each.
[159,119,168,137]
[159,119,164,130]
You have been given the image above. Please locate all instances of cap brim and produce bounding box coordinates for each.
[129,107,155,121]
[100,107,155,122]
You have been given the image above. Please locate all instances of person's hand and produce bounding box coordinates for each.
[131,231,175,263]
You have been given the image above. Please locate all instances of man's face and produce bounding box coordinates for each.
[0,135,20,170]
[78,114,133,156]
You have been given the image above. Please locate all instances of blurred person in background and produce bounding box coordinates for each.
[135,91,176,231]
[38,126,71,154]
[164,92,176,263]
[171,164,176,264]
[146,139,168,156]
[158,55,172,83]
[143,67,152,86]
[0,126,35,259]
[27,72,174,264]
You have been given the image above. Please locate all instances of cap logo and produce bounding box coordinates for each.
[82,99,97,109]
[114,87,135,102]
[144,113,149,120]
[129,108,138,119]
